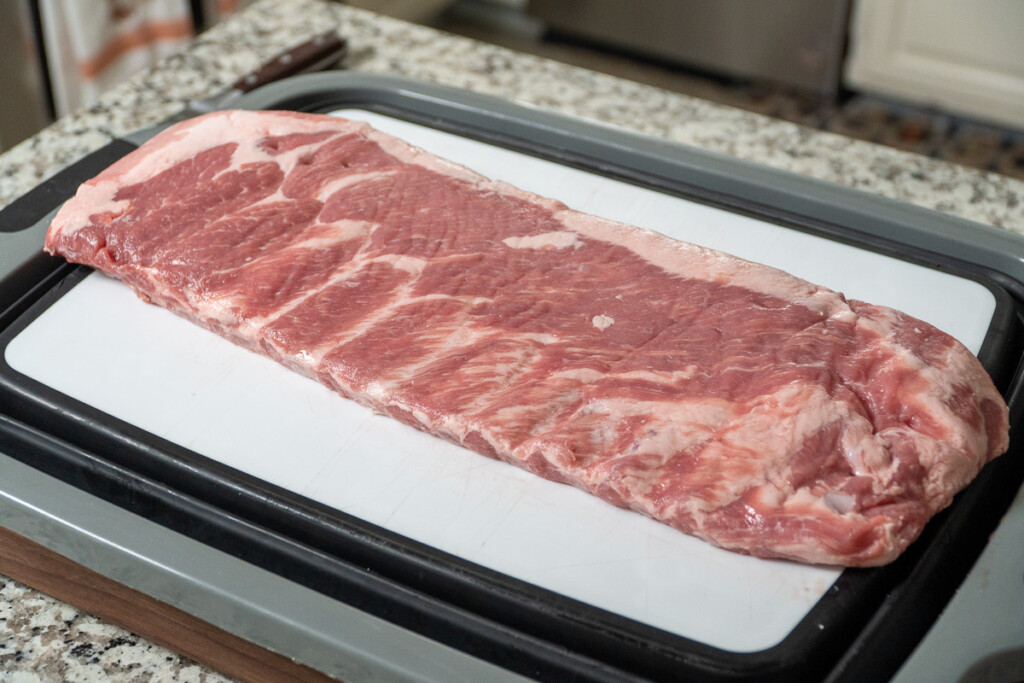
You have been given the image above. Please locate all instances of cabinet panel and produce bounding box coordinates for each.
[845,0,1024,128]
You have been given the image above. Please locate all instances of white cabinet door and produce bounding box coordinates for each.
[845,0,1024,129]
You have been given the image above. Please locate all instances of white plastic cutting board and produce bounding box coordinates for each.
[5,111,997,653]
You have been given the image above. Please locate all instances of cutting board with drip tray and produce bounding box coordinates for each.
[1,72,1023,682]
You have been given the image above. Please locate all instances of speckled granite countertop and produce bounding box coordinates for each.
[2,0,1023,679]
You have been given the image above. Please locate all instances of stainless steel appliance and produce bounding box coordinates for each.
[0,0,53,150]
[529,0,850,96]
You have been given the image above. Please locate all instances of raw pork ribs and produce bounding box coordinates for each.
[45,110,1010,566]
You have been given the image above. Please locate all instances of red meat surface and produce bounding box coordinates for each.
[45,110,1010,566]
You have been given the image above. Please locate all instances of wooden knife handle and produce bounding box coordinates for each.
[232,31,347,93]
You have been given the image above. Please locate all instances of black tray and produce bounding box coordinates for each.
[2,73,1023,682]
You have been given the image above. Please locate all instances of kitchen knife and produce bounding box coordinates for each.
[0,31,347,236]
[170,30,348,122]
